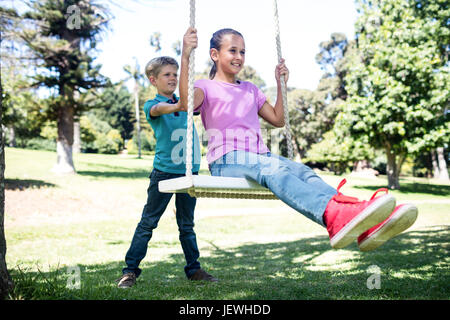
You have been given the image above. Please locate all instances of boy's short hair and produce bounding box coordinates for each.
[145,56,179,80]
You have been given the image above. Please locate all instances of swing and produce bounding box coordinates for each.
[158,0,292,199]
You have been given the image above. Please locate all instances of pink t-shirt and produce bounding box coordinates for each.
[194,79,270,163]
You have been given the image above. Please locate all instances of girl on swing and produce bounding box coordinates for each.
[177,27,417,251]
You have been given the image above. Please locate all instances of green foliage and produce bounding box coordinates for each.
[237,65,266,89]
[21,138,56,152]
[107,130,123,148]
[280,34,354,159]
[40,122,58,141]
[339,0,450,188]
[1,65,46,145]
[127,131,156,155]
[306,130,375,174]
[287,88,342,158]
[79,115,97,145]
[16,0,112,171]
[21,0,111,107]
[79,114,123,154]
[94,86,135,140]
[94,134,119,154]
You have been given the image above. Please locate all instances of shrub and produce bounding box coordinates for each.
[23,138,56,151]
[94,133,119,154]
[107,129,124,150]
[127,131,156,155]
[126,137,154,155]
[79,115,122,154]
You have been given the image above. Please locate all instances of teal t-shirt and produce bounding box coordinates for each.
[144,94,201,174]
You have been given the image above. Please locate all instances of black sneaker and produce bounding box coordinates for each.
[189,269,219,282]
[116,272,136,288]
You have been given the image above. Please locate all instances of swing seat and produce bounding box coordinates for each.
[159,175,278,199]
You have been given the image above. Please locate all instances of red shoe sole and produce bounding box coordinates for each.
[358,203,418,252]
[330,194,396,249]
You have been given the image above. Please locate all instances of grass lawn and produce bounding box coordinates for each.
[4,147,450,300]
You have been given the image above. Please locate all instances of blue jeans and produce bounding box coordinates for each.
[122,169,201,278]
[209,151,337,227]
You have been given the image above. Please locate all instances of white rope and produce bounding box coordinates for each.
[273,0,293,159]
[185,0,196,177]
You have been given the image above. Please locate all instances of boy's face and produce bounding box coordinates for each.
[150,65,178,97]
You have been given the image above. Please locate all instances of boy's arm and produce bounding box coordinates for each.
[179,27,204,112]
[258,58,289,127]
[149,101,182,117]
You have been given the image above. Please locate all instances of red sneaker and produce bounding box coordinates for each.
[358,203,418,252]
[323,179,396,249]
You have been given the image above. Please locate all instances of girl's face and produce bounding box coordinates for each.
[211,34,245,76]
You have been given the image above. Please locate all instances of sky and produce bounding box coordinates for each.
[96,0,358,91]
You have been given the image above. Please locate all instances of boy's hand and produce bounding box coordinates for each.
[182,27,198,57]
[176,101,187,112]
[275,58,289,84]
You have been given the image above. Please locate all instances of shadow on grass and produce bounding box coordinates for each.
[77,170,150,179]
[8,226,449,300]
[354,182,450,196]
[5,179,57,191]
[77,168,211,179]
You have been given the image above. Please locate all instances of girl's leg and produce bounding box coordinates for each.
[210,151,397,249]
[268,153,337,197]
[210,151,335,226]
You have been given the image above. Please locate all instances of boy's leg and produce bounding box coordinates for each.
[122,169,173,278]
[174,192,201,278]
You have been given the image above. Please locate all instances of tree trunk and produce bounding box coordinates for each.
[386,147,401,189]
[52,27,79,173]
[8,127,15,148]
[292,138,301,162]
[72,90,81,154]
[437,147,449,181]
[134,82,141,159]
[431,150,440,179]
[52,104,76,174]
[353,160,370,172]
[73,119,81,154]
[1,79,14,300]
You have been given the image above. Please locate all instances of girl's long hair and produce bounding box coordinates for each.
[209,28,244,79]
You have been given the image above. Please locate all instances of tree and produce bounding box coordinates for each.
[237,65,266,89]
[315,32,350,101]
[0,64,14,301]
[282,34,354,159]
[0,8,15,299]
[1,3,43,148]
[20,0,111,173]
[172,40,181,57]
[149,31,161,53]
[94,86,134,141]
[123,58,145,158]
[341,0,450,189]
[307,130,375,175]
[436,147,449,181]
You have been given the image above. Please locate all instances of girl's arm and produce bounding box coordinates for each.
[258,59,289,128]
[179,27,204,112]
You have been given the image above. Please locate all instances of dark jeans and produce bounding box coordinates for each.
[122,169,201,278]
